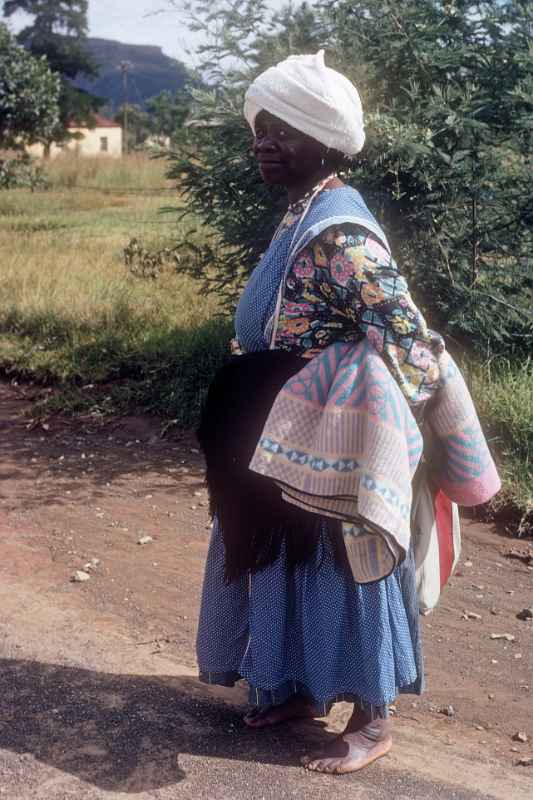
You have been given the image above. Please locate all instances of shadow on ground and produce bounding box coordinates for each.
[0,658,330,793]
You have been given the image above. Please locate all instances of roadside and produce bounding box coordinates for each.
[0,379,531,799]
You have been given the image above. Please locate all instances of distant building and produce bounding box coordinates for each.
[27,115,123,159]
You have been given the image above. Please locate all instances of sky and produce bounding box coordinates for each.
[87,1,201,64]
[5,0,287,66]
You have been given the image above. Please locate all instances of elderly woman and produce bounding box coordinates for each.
[196,51,499,774]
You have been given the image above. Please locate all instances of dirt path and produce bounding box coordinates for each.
[0,380,532,799]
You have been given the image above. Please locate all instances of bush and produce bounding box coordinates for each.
[0,22,60,148]
[167,0,533,357]
[0,156,48,190]
[468,358,533,536]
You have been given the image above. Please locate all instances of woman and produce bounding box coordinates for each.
[196,51,499,774]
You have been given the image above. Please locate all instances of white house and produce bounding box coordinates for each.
[27,115,123,159]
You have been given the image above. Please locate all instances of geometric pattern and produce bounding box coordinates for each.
[249,338,422,581]
[237,185,500,580]
[250,340,501,581]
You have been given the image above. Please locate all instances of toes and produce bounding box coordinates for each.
[303,758,350,774]
[324,760,344,774]
[302,758,324,772]
[326,759,350,774]
[302,738,393,774]
[300,754,354,774]
[315,760,335,773]
[310,759,332,773]
[301,753,320,768]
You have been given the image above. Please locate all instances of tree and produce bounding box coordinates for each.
[249,2,328,74]
[2,0,102,141]
[164,0,532,356]
[4,0,95,76]
[145,89,192,141]
[164,1,328,303]
[330,0,533,353]
[0,22,60,148]
[175,0,270,86]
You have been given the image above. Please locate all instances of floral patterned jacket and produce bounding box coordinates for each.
[273,214,443,406]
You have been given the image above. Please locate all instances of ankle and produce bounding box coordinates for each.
[345,705,373,732]
[359,717,392,743]
[346,706,392,737]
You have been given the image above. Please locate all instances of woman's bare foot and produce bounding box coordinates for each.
[244,694,316,729]
[301,711,392,774]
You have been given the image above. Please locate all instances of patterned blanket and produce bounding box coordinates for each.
[249,339,500,583]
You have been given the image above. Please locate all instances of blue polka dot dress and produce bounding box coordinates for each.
[196,190,424,714]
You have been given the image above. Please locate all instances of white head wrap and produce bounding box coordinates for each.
[244,50,365,156]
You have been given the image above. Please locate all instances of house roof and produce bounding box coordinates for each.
[67,114,122,130]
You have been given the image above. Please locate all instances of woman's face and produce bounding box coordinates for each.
[253,110,327,187]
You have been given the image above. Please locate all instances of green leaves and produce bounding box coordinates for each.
[164,0,532,355]
[0,24,61,148]
[2,0,102,141]
[145,90,192,140]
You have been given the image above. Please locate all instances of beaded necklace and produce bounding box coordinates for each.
[269,173,338,348]
[287,173,337,215]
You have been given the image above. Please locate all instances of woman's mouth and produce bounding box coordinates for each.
[257,159,287,184]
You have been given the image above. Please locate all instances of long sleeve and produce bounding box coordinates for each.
[274,224,444,405]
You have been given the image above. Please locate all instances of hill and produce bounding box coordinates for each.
[75,37,190,111]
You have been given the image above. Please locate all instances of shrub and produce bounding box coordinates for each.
[166,0,533,356]
[0,156,48,190]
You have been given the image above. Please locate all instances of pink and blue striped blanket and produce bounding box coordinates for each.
[249,339,500,582]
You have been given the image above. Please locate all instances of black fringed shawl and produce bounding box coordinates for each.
[197,350,344,582]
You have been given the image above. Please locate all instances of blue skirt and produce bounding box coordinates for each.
[197,518,423,713]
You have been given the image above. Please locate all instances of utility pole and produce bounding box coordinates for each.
[120,61,130,154]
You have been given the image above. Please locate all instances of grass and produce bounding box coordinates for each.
[0,154,531,531]
[0,154,232,426]
[466,358,533,535]
[45,152,172,191]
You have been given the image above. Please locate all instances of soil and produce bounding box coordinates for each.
[0,379,532,800]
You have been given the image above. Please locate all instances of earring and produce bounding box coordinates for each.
[321,157,326,168]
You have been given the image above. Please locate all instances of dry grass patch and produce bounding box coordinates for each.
[0,156,231,422]
[44,152,172,191]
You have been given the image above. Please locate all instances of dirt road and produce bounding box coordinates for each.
[0,380,531,799]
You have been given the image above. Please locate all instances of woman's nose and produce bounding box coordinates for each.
[254,134,278,154]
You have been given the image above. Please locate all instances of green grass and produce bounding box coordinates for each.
[467,358,533,535]
[0,154,531,531]
[0,155,231,424]
[25,318,233,427]
[44,152,172,191]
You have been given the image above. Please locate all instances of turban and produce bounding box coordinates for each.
[244,50,365,156]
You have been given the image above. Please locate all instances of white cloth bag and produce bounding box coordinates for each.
[412,467,461,615]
